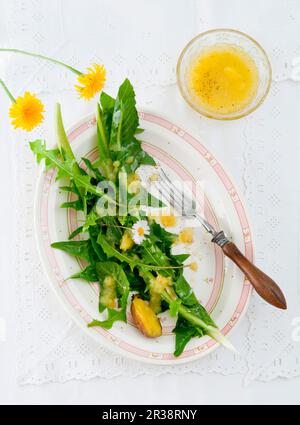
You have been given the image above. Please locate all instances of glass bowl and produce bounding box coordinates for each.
[177,29,272,120]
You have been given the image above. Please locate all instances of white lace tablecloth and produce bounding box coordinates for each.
[1,0,300,385]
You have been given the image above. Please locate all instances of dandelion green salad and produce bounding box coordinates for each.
[31,79,232,357]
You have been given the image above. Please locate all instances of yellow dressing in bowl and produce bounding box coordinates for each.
[188,44,259,115]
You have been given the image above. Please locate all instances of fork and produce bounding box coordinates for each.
[155,168,287,310]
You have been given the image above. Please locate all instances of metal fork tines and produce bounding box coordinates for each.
[155,168,217,236]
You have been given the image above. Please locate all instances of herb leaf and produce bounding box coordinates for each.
[70,265,98,282]
[174,273,199,306]
[97,232,138,270]
[140,239,173,278]
[68,226,84,240]
[96,261,129,306]
[51,240,91,262]
[29,140,100,196]
[173,316,204,357]
[97,233,182,273]
[88,262,130,329]
[114,138,156,173]
[88,309,125,330]
[110,79,139,151]
[169,298,182,318]
[100,91,116,138]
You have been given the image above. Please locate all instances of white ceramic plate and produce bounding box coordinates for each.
[34,112,253,365]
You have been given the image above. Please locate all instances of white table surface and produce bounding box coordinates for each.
[1,0,300,405]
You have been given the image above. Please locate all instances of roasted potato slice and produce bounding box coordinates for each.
[131,295,162,338]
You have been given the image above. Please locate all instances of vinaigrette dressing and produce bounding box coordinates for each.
[188,44,259,115]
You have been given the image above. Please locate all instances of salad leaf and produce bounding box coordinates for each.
[150,222,177,258]
[97,233,139,270]
[109,79,139,151]
[55,103,73,159]
[97,261,129,304]
[174,273,217,329]
[102,216,122,246]
[51,240,92,262]
[162,288,234,354]
[95,103,115,181]
[170,253,190,265]
[151,222,177,246]
[100,91,116,138]
[169,298,182,317]
[51,239,101,265]
[89,262,130,328]
[68,226,84,240]
[55,103,91,202]
[70,265,98,282]
[139,238,173,278]
[173,316,204,357]
[174,273,199,306]
[97,233,182,274]
[88,309,125,330]
[171,272,219,354]
[113,138,156,173]
[55,103,76,162]
[60,199,83,211]
[82,208,99,232]
[30,140,100,196]
[89,226,106,262]
[59,185,79,194]
[185,303,217,329]
[81,157,103,181]
[126,187,164,213]
[123,266,149,298]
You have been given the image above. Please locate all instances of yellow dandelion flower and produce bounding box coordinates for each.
[9,91,44,131]
[75,64,106,100]
[0,50,106,102]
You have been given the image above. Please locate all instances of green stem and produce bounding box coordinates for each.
[138,274,203,324]
[161,289,236,351]
[101,223,132,231]
[138,269,235,351]
[138,269,154,285]
[96,103,110,158]
[0,79,16,102]
[0,48,82,75]
[96,103,115,181]
[162,289,207,329]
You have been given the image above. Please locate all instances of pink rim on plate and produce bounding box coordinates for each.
[36,112,253,363]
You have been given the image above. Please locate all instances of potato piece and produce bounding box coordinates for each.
[120,231,134,252]
[131,295,162,338]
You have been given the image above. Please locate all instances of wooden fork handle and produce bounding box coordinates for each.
[212,232,287,310]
